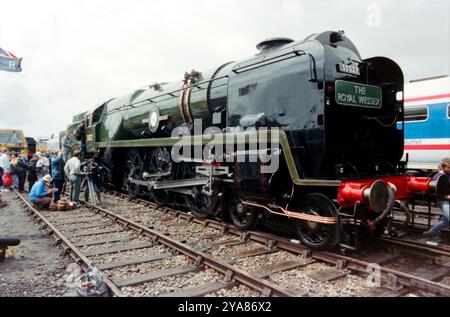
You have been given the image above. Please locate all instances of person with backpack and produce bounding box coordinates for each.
[27,154,39,191]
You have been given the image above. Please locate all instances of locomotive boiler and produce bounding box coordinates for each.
[65,31,449,250]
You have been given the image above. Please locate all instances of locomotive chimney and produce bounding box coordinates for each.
[256,37,294,54]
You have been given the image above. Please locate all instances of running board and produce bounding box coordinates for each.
[129,177,208,190]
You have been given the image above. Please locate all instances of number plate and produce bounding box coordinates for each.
[337,63,360,76]
[335,80,382,109]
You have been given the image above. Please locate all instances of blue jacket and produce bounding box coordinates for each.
[29,180,47,202]
[51,156,63,180]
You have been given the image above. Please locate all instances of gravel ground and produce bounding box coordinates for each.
[0,191,80,297]
[209,241,263,261]
[74,230,137,243]
[233,250,297,272]
[88,244,169,264]
[79,193,450,297]
[205,284,260,297]
[269,262,370,297]
[120,268,223,296]
[79,236,153,253]
[104,254,191,279]
[384,254,432,272]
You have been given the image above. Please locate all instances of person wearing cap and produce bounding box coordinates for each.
[64,150,82,204]
[29,174,55,210]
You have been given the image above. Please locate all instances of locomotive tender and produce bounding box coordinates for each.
[65,31,448,249]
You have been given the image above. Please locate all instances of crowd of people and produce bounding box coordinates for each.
[0,121,101,211]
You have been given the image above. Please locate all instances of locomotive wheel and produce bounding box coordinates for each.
[123,150,144,197]
[294,193,340,249]
[176,162,219,218]
[228,189,259,230]
[186,185,220,219]
[147,147,171,205]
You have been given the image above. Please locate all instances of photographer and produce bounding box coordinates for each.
[28,174,57,210]
[81,158,101,204]
[64,150,81,204]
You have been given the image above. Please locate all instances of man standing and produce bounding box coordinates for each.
[64,150,82,204]
[50,151,64,202]
[27,154,39,191]
[0,148,10,174]
[16,154,28,192]
[76,119,87,159]
[424,157,450,238]
[0,149,11,190]
[61,131,72,163]
[29,174,54,210]
[36,152,50,179]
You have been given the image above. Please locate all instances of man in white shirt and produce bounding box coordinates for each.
[64,150,82,204]
[0,149,10,173]
[0,148,10,190]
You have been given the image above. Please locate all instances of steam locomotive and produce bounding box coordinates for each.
[64,31,449,250]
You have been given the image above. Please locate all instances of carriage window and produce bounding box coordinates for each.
[404,106,428,122]
[447,104,450,119]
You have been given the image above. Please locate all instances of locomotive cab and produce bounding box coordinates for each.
[85,102,108,155]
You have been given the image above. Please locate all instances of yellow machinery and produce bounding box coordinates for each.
[0,129,28,155]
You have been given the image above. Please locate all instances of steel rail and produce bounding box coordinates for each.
[14,191,124,297]
[377,236,450,256]
[108,190,450,296]
[81,202,295,297]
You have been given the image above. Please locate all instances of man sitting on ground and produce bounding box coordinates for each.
[29,174,56,210]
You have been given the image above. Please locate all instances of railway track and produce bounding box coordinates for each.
[15,191,297,297]
[15,190,450,297]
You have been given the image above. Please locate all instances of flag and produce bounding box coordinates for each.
[0,47,22,72]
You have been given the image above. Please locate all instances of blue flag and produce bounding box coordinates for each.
[0,47,22,72]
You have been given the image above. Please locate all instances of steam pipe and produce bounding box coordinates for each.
[396,200,411,226]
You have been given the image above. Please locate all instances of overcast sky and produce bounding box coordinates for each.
[0,0,448,139]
